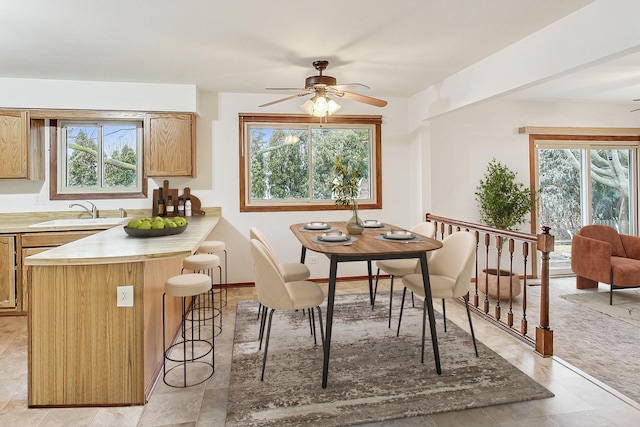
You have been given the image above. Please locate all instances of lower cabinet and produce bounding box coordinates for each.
[0,235,17,310]
[1,228,122,315]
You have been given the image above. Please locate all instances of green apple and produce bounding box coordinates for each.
[151,221,165,229]
[127,219,142,229]
[138,221,152,230]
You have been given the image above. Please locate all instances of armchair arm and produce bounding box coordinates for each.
[620,234,640,260]
[571,234,612,284]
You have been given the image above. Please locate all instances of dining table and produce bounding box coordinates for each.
[290,221,443,388]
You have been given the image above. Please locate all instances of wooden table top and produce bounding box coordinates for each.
[290,222,442,257]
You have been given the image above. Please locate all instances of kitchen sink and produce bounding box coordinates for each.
[29,217,129,228]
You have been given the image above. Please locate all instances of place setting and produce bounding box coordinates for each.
[298,221,336,232]
[374,229,422,242]
[362,219,389,229]
[311,230,357,246]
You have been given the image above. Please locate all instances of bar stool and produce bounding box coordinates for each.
[182,253,223,336]
[197,240,228,306]
[163,273,215,388]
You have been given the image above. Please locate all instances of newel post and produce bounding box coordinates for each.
[535,226,554,357]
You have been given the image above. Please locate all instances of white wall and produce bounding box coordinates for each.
[425,98,639,231]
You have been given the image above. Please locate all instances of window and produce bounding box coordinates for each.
[239,114,382,212]
[51,118,145,200]
[532,134,640,274]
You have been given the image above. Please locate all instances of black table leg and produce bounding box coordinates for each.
[419,252,441,374]
[367,260,373,306]
[300,246,307,263]
[322,255,338,388]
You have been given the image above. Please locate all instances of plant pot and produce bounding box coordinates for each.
[477,268,521,300]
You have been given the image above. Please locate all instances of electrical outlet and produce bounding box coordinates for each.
[308,256,319,264]
[117,285,134,307]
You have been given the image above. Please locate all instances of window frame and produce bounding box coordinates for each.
[239,113,382,212]
[49,114,147,200]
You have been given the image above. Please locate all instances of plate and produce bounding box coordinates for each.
[124,224,188,237]
[304,222,330,230]
[383,230,415,240]
[319,232,350,242]
[364,220,384,228]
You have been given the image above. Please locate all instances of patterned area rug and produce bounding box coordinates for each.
[226,293,553,426]
[560,288,640,327]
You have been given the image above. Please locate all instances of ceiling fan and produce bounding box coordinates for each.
[259,60,388,116]
[633,99,640,112]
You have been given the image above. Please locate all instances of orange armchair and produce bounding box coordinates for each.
[571,224,640,305]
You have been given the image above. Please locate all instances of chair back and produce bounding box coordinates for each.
[410,222,437,272]
[250,239,294,310]
[428,231,476,298]
[250,227,286,276]
[410,221,436,239]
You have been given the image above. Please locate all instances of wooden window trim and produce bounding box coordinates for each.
[239,113,382,212]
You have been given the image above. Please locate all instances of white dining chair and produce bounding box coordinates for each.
[250,239,325,380]
[372,221,437,327]
[397,231,478,361]
[250,227,310,282]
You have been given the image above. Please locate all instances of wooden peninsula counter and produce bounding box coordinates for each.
[24,214,220,407]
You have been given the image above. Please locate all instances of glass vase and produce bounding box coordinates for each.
[346,200,364,235]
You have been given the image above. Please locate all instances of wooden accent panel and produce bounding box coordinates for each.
[0,235,17,309]
[21,230,97,248]
[29,119,45,181]
[144,113,195,177]
[0,110,29,179]
[29,263,145,406]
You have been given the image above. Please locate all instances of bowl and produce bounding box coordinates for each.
[363,220,383,228]
[319,231,349,242]
[305,222,329,230]
[383,230,415,240]
[124,224,188,238]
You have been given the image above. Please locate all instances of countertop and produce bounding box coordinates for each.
[24,215,220,266]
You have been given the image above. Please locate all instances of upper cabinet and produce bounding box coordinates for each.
[0,110,44,180]
[144,113,196,177]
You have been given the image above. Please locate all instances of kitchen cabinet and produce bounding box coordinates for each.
[0,235,17,310]
[19,230,98,314]
[0,110,44,180]
[144,113,196,177]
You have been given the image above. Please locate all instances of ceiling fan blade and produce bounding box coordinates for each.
[631,107,640,112]
[334,91,388,107]
[259,93,310,107]
[266,87,307,91]
[329,83,370,92]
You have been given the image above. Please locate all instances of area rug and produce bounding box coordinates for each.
[226,293,554,427]
[560,288,640,327]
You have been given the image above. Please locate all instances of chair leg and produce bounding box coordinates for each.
[316,306,325,347]
[257,303,262,321]
[372,268,380,309]
[442,298,447,332]
[261,309,276,381]
[464,295,479,357]
[397,287,407,337]
[388,276,395,328]
[310,307,317,345]
[610,283,614,305]
[259,305,268,348]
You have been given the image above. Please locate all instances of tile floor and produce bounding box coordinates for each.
[1,279,640,426]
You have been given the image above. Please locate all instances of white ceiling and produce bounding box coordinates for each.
[4,0,638,108]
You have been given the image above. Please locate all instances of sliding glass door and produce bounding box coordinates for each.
[536,140,638,274]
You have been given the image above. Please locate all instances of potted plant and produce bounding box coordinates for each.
[475,158,534,299]
[332,156,364,234]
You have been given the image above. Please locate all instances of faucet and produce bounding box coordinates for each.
[69,201,98,219]
[119,207,127,218]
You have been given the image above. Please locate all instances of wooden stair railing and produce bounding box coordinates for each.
[425,213,555,356]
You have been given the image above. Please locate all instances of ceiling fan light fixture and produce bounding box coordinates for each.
[300,95,341,117]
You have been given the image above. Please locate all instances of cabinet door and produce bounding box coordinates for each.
[0,235,17,309]
[144,113,196,177]
[0,111,29,179]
